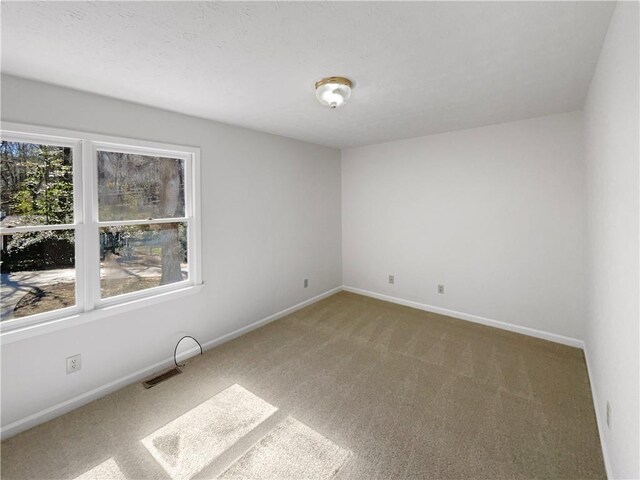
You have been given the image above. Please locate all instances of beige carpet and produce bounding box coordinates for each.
[1,291,605,479]
[141,384,277,480]
[219,416,351,479]
[73,458,126,480]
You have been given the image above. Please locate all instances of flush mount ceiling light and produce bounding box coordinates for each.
[315,77,353,109]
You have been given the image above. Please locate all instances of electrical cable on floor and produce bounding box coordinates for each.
[142,335,204,389]
[174,335,203,368]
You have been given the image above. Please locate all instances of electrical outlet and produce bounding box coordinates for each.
[606,401,611,428]
[304,278,309,288]
[66,354,81,374]
[388,275,394,285]
[438,284,445,294]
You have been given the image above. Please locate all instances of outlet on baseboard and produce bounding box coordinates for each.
[66,354,81,374]
[606,401,611,429]
[388,275,395,285]
[304,278,309,288]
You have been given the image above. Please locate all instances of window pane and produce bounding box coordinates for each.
[1,230,76,321]
[0,141,74,227]
[100,222,188,298]
[97,151,185,221]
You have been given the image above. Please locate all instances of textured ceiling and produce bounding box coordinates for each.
[1,1,614,148]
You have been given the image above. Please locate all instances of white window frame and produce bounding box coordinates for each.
[0,123,202,338]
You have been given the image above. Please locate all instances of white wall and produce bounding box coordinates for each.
[583,2,640,478]
[342,111,586,340]
[0,75,342,434]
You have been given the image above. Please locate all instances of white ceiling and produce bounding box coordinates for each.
[2,1,615,148]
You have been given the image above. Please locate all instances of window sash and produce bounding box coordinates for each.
[0,225,83,330]
[93,142,189,223]
[1,133,84,331]
[0,124,201,334]
[95,219,192,306]
[0,132,83,228]
[90,142,194,308]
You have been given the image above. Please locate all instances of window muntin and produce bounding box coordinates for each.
[0,128,200,332]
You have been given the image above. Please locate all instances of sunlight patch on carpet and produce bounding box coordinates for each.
[73,458,126,480]
[219,416,351,479]
[141,384,277,480]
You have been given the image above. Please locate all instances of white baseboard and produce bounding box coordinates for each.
[198,286,343,352]
[583,343,613,479]
[343,286,584,349]
[0,286,342,440]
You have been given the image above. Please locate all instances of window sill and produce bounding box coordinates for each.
[0,283,204,345]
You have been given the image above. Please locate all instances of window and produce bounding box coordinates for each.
[0,125,201,332]
[94,147,191,303]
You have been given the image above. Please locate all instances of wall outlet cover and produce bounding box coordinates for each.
[388,275,395,285]
[66,354,81,374]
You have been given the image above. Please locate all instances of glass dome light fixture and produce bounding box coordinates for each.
[315,77,353,109]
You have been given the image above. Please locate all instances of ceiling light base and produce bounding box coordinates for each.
[315,77,353,109]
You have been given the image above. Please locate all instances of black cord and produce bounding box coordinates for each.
[174,335,203,368]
